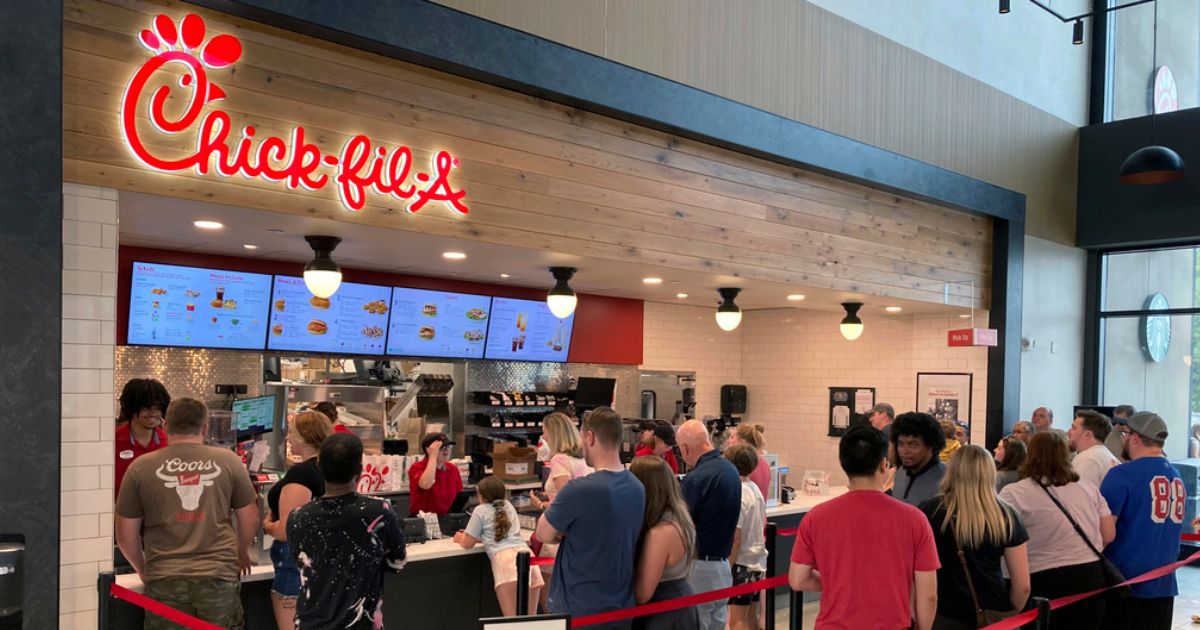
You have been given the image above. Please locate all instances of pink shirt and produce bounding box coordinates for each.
[748,455,771,499]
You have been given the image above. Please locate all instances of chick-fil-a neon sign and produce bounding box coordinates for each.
[121,13,469,215]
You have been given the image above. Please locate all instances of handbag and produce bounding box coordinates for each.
[951,523,1020,627]
[1037,482,1131,599]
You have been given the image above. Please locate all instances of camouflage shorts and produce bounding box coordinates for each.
[143,577,243,630]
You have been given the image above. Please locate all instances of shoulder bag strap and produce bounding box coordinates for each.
[1037,482,1105,560]
[949,518,986,624]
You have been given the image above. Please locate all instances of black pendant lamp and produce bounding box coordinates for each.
[1119,0,1184,185]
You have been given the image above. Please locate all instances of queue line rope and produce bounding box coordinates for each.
[105,533,1200,629]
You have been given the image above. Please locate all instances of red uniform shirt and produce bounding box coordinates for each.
[407,457,463,516]
[114,423,167,496]
[634,445,679,473]
[791,490,939,630]
[332,423,353,435]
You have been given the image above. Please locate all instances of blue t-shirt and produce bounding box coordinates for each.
[544,469,645,616]
[680,449,742,558]
[1100,456,1185,599]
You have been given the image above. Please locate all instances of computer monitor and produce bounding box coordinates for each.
[232,394,276,438]
[574,377,616,408]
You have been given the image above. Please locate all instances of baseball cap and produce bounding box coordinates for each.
[638,420,658,433]
[651,421,677,446]
[420,432,456,452]
[869,403,895,418]
[1126,411,1169,441]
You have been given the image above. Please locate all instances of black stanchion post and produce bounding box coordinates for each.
[789,589,802,630]
[764,523,777,630]
[97,571,115,630]
[515,551,531,616]
[1033,596,1051,630]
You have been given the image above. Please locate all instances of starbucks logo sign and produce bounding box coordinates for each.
[1142,293,1171,363]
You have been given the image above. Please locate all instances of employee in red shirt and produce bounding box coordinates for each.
[313,401,353,434]
[113,378,171,495]
[407,433,463,516]
[634,421,680,473]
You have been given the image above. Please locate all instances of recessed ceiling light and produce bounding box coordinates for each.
[193,220,223,230]
[676,293,689,299]
[500,273,511,279]
[959,314,972,319]
[786,294,805,301]
[242,244,258,250]
[886,306,902,313]
[442,251,467,260]
[643,277,663,285]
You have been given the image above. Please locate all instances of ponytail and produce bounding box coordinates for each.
[492,499,511,542]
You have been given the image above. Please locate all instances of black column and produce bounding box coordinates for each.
[0,0,63,626]
[987,219,1024,448]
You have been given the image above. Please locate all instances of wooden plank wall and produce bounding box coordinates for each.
[438,0,1075,245]
[63,0,991,309]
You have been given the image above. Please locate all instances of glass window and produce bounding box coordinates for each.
[1097,246,1199,458]
[1107,0,1200,122]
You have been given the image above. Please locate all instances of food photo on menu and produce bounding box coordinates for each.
[127,262,272,350]
[482,297,574,362]
[386,287,492,358]
[267,275,390,355]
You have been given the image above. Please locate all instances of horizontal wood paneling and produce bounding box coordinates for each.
[64,0,991,309]
[439,0,1076,245]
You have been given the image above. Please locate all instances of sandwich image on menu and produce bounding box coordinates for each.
[267,276,390,354]
[387,287,492,358]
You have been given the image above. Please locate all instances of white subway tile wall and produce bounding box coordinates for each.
[644,304,989,487]
[60,184,117,625]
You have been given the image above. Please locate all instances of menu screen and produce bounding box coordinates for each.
[233,395,276,434]
[127,262,272,350]
[483,297,575,362]
[266,276,390,355]
[386,288,492,359]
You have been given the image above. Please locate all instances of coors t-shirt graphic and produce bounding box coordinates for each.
[155,456,221,518]
[116,443,257,581]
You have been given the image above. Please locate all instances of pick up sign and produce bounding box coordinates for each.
[948,328,998,347]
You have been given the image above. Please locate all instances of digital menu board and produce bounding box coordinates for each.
[267,275,390,355]
[386,288,492,359]
[128,262,272,350]
[483,297,574,362]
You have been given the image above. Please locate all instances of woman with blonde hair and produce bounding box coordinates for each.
[262,411,332,630]
[630,456,699,630]
[919,445,1030,629]
[531,412,592,609]
[999,431,1115,628]
[726,423,770,498]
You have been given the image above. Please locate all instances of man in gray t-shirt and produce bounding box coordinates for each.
[889,412,946,506]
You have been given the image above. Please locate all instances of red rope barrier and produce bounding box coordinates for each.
[109,583,223,630]
[572,575,788,627]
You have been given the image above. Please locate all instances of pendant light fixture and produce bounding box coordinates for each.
[1118,0,1185,185]
[546,267,578,318]
[303,235,343,298]
[715,288,743,332]
[839,302,864,341]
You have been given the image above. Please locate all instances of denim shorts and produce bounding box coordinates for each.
[270,540,301,597]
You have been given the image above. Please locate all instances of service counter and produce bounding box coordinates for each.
[112,488,848,628]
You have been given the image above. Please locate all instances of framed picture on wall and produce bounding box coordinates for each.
[916,372,973,434]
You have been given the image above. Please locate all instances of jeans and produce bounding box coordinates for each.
[687,560,731,630]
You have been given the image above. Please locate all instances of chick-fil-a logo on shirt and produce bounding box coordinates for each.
[121,13,469,215]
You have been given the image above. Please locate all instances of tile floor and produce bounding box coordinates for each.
[770,566,1200,629]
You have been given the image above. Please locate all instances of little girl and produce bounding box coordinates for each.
[453,476,543,616]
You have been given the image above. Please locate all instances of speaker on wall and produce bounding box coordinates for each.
[721,385,747,415]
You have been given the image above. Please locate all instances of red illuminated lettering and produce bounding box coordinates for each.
[122,14,468,215]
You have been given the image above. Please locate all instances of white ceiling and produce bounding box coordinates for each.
[117,191,973,316]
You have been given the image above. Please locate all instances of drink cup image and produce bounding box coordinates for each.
[511,337,519,352]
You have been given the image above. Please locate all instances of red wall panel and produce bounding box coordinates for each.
[118,246,643,365]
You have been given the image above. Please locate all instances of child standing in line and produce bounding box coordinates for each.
[454,476,543,616]
[724,444,768,630]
